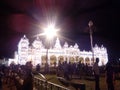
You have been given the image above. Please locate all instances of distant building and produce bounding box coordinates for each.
[9,35,108,66]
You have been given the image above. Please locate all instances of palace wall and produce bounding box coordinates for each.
[9,35,108,66]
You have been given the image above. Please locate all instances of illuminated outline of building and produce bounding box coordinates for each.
[9,35,108,66]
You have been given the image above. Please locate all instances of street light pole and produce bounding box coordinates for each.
[45,41,49,74]
[43,24,59,67]
[46,39,50,65]
[46,43,49,64]
[88,20,94,64]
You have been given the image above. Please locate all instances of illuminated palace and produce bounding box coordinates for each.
[9,35,108,66]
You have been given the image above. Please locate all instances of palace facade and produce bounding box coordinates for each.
[9,35,108,66]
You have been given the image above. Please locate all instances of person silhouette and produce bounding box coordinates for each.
[105,60,115,90]
[93,58,100,90]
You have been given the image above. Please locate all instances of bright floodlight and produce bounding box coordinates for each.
[44,24,59,39]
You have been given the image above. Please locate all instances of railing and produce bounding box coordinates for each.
[33,76,70,90]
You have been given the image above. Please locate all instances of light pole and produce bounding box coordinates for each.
[43,24,59,65]
[88,20,94,64]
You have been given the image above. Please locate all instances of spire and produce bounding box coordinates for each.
[74,43,79,49]
[54,37,62,49]
[63,42,68,48]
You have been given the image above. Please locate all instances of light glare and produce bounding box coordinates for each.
[44,24,59,39]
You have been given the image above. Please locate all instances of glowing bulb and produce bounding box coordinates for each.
[44,24,59,39]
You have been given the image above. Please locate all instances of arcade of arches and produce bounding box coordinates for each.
[40,55,94,66]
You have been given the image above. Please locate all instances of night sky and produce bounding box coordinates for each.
[0,0,120,59]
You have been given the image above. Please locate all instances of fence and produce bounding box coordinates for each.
[34,76,70,90]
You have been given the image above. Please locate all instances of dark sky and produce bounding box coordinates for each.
[0,0,120,59]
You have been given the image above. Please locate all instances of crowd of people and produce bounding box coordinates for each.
[57,60,93,80]
[57,58,120,90]
[0,58,120,90]
[0,60,92,90]
[0,61,33,90]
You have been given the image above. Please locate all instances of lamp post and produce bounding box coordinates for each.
[43,24,59,65]
[88,20,94,64]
